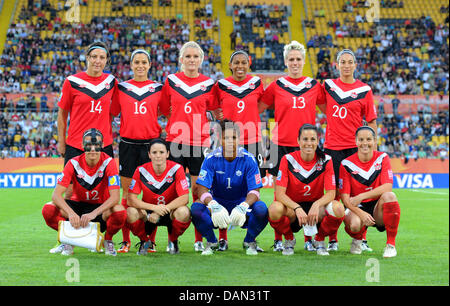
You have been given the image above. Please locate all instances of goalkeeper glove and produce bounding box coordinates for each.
[207,200,230,229]
[230,202,249,227]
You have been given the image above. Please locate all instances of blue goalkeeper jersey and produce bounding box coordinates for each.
[196,146,263,207]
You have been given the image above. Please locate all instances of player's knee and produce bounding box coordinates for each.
[268,201,284,219]
[331,200,345,218]
[381,191,397,203]
[112,204,126,212]
[126,207,140,223]
[252,201,268,219]
[42,202,57,218]
[348,219,362,233]
[173,206,190,222]
[190,202,206,219]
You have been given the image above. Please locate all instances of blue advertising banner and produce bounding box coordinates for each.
[392,173,449,189]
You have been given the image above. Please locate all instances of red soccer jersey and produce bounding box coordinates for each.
[276,151,335,203]
[128,160,189,205]
[58,72,117,150]
[260,76,324,147]
[159,72,218,147]
[320,78,377,150]
[111,79,163,140]
[57,152,120,204]
[339,151,394,203]
[215,75,263,145]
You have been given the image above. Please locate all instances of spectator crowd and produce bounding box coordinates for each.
[0,1,448,161]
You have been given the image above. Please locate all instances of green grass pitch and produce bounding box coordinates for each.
[0,188,448,286]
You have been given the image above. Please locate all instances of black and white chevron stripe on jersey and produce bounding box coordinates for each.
[341,153,387,186]
[217,76,261,99]
[324,79,371,105]
[276,77,317,97]
[118,82,162,101]
[68,74,116,100]
[286,154,331,184]
[71,157,113,190]
[139,164,181,195]
[167,74,214,100]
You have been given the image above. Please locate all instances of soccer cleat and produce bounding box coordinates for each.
[244,242,258,255]
[61,244,74,256]
[243,241,264,252]
[49,243,65,254]
[350,239,363,255]
[327,240,339,252]
[201,241,218,256]
[315,241,330,256]
[304,239,316,251]
[136,241,150,255]
[361,240,373,252]
[117,241,131,253]
[383,244,397,258]
[104,240,117,256]
[194,241,205,252]
[147,241,156,253]
[282,239,296,256]
[272,240,284,252]
[167,240,180,255]
[218,239,228,251]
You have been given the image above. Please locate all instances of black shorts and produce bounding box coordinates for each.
[359,200,386,232]
[324,147,357,186]
[243,141,267,178]
[144,211,172,235]
[167,142,207,176]
[119,137,153,178]
[290,201,321,233]
[266,141,299,176]
[64,144,114,166]
[65,199,107,232]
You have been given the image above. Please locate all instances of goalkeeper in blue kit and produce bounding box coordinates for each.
[191,119,269,255]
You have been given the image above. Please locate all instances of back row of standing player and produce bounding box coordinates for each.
[55,40,399,256]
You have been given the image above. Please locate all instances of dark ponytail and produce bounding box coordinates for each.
[298,124,326,163]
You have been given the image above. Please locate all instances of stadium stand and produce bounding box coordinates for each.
[303,0,449,96]
[1,0,223,95]
[0,0,448,160]
[229,2,290,71]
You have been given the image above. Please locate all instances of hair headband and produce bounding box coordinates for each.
[87,46,108,56]
[131,49,151,62]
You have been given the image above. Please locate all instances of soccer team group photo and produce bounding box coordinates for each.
[0,0,448,287]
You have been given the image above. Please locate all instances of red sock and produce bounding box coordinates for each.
[219,228,228,240]
[105,210,127,240]
[315,214,344,241]
[42,204,65,231]
[120,198,131,242]
[362,228,367,240]
[148,226,157,242]
[383,201,400,246]
[194,227,203,242]
[345,225,366,240]
[169,219,191,242]
[128,219,147,242]
[329,231,338,242]
[268,216,294,240]
[274,230,283,241]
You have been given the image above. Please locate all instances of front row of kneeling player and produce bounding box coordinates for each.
[42,121,400,258]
